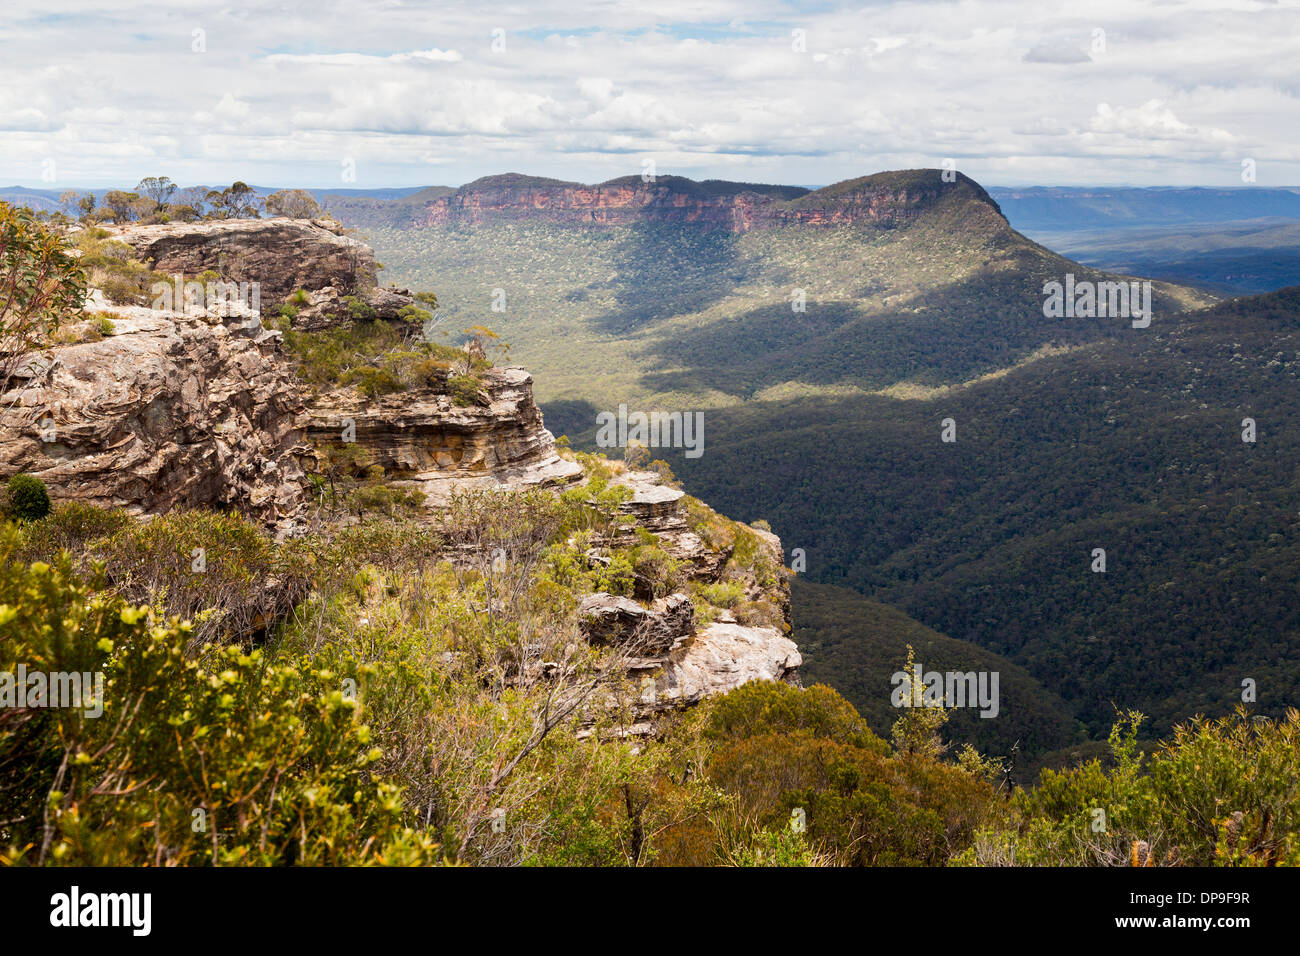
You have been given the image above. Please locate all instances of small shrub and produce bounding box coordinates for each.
[90,508,311,648]
[344,295,376,322]
[448,373,483,406]
[698,580,744,609]
[17,500,132,562]
[344,365,406,398]
[5,473,51,522]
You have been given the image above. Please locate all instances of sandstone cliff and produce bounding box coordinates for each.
[0,294,309,530]
[306,365,583,503]
[410,169,1002,233]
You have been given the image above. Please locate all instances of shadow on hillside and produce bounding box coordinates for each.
[587,222,745,336]
[669,287,1300,739]
[537,397,601,449]
[631,265,1183,398]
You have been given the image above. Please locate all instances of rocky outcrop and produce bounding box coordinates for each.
[288,283,419,332]
[0,294,309,530]
[611,469,723,578]
[411,170,1001,234]
[305,366,581,503]
[110,218,428,330]
[578,592,694,655]
[109,218,377,303]
[658,623,802,705]
[604,621,802,736]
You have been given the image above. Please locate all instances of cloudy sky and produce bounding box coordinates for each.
[2,0,1297,190]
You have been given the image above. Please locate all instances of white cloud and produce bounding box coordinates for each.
[0,0,1296,187]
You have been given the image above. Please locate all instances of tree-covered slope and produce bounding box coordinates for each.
[677,286,1300,738]
[793,578,1080,760]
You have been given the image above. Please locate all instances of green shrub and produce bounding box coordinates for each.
[960,708,1300,867]
[350,483,427,517]
[89,508,311,649]
[16,500,131,562]
[343,365,405,398]
[343,295,376,322]
[448,373,483,406]
[5,474,50,522]
[0,527,440,866]
[697,580,744,609]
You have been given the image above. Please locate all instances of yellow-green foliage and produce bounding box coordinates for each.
[0,527,439,866]
[70,229,166,306]
[958,708,1300,867]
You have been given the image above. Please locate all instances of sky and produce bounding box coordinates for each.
[1,0,1298,191]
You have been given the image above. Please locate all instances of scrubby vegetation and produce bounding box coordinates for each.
[67,228,168,306]
[5,458,1297,867]
[275,311,494,405]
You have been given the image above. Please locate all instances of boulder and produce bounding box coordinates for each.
[109,218,376,303]
[578,591,694,654]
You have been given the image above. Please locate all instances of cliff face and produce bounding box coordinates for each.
[419,180,763,230]
[109,218,377,303]
[306,366,583,504]
[411,170,1002,232]
[0,295,309,530]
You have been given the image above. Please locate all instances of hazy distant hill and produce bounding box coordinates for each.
[989,186,1300,294]
[0,186,63,213]
[988,185,1300,232]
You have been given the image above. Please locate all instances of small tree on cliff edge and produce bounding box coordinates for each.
[265,189,322,219]
[0,201,86,398]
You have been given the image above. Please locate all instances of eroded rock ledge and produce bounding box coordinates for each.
[306,366,583,504]
[109,218,376,303]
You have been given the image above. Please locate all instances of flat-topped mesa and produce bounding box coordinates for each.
[412,169,1005,233]
[305,366,582,505]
